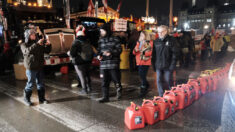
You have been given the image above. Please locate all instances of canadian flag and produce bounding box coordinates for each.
[87,0,95,17]
[116,0,123,13]
[102,0,108,13]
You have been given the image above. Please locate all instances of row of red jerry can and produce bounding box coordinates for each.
[125,64,231,130]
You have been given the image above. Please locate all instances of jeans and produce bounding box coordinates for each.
[156,69,173,97]
[138,65,149,87]
[74,64,91,89]
[25,70,44,92]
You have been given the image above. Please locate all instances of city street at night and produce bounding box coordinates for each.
[1,0,235,132]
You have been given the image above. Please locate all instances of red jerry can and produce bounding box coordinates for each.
[124,102,145,130]
[181,84,196,104]
[171,87,189,109]
[60,66,68,74]
[197,77,209,94]
[153,96,170,120]
[141,100,160,125]
[211,74,219,91]
[204,76,214,92]
[163,90,179,114]
[187,79,202,100]
[213,72,222,86]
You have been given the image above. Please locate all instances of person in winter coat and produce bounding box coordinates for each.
[133,31,153,98]
[200,38,207,61]
[70,25,94,94]
[151,25,179,97]
[210,33,224,63]
[97,23,122,103]
[21,28,51,106]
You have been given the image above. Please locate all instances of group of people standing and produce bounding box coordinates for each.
[20,24,179,106]
[200,32,230,62]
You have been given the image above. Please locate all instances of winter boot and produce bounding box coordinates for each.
[79,88,88,95]
[38,89,48,104]
[24,90,32,106]
[86,84,92,93]
[99,87,109,103]
[139,86,148,98]
[116,83,122,100]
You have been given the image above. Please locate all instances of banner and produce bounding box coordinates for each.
[116,0,123,12]
[87,0,95,17]
[102,0,108,13]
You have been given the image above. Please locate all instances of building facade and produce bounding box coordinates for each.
[178,4,235,34]
[71,6,119,22]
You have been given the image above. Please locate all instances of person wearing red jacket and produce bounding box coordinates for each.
[133,31,153,98]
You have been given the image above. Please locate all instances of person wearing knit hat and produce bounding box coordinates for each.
[75,25,86,37]
[97,23,123,103]
[70,25,94,94]
[20,28,51,106]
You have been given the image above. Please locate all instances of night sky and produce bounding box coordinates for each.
[72,0,235,18]
[67,0,235,24]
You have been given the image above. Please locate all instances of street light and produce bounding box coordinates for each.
[184,22,189,30]
[204,25,209,29]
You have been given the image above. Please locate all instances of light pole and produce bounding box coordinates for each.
[146,0,149,18]
[169,0,173,32]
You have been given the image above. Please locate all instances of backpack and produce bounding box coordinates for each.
[78,40,94,62]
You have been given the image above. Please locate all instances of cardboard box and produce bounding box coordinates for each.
[13,64,27,80]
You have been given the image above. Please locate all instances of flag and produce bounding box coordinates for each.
[116,0,123,12]
[87,0,95,17]
[102,0,108,13]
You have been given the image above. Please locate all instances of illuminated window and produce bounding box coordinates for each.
[207,19,212,22]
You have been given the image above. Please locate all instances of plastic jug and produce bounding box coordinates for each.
[125,102,145,130]
[153,97,171,120]
[141,100,159,125]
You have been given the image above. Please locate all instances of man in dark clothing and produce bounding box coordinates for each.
[127,29,140,72]
[152,25,178,97]
[21,28,51,106]
[97,23,122,103]
[70,25,93,94]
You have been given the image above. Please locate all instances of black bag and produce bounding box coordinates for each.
[78,40,94,62]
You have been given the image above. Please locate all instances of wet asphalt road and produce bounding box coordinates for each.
[0,52,235,132]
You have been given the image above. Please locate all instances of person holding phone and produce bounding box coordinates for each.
[20,28,51,106]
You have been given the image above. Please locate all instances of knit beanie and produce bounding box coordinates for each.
[75,25,85,37]
[24,29,36,43]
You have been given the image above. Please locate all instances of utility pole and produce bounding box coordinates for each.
[146,0,149,18]
[64,0,70,28]
[169,0,173,32]
[95,0,98,17]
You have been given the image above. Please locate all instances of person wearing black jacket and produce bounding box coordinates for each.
[70,25,93,94]
[97,23,122,103]
[152,25,179,97]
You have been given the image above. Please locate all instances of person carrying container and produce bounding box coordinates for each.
[133,31,153,98]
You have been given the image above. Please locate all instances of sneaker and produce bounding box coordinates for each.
[39,100,49,104]
[79,89,88,95]
[116,91,121,100]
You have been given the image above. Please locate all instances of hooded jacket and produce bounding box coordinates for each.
[21,40,51,70]
[151,35,179,71]
[21,29,51,70]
